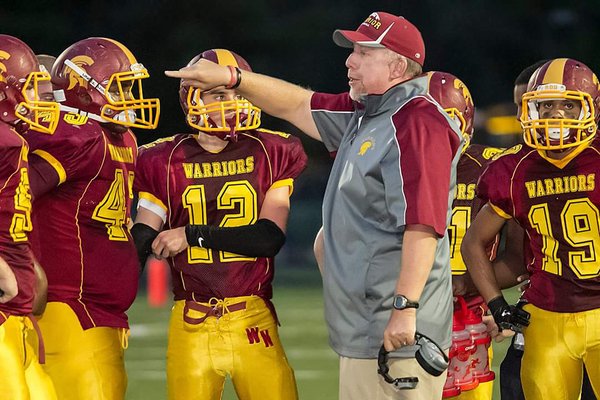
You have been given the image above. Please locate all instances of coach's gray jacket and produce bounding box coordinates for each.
[310,75,463,358]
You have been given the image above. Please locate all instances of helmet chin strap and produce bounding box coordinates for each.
[63,59,107,95]
[56,102,105,123]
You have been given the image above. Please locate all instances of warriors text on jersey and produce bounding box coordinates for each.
[135,129,307,303]
[0,125,35,317]
[478,139,600,312]
[26,112,139,329]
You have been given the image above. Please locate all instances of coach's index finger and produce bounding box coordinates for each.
[164,68,192,78]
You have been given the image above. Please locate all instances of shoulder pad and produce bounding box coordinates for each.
[256,128,291,139]
[139,136,177,150]
[492,144,523,160]
[482,147,505,160]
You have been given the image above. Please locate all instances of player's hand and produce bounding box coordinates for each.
[516,274,530,293]
[0,256,18,303]
[383,308,417,352]
[488,296,530,333]
[165,59,230,90]
[482,314,515,342]
[152,227,188,259]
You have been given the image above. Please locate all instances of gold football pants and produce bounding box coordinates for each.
[167,296,298,400]
[521,304,600,399]
[0,313,56,400]
[37,302,128,400]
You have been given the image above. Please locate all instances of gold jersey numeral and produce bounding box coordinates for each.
[528,198,600,278]
[449,206,471,275]
[10,168,33,242]
[92,169,128,241]
[182,180,258,264]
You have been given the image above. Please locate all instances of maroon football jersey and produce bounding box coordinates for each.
[478,139,600,312]
[0,125,35,317]
[450,144,504,276]
[135,129,307,302]
[25,112,139,329]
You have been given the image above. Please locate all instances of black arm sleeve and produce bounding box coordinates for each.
[185,218,286,258]
[130,223,160,272]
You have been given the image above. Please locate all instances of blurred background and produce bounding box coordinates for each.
[4,1,600,398]
[6,0,600,272]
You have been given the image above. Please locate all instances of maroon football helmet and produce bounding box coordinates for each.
[521,58,600,151]
[179,49,260,141]
[0,34,59,133]
[52,37,159,129]
[427,71,475,147]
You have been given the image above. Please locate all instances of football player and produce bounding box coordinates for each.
[428,71,499,400]
[132,48,305,400]
[428,71,527,400]
[25,37,160,400]
[463,58,600,399]
[0,34,59,400]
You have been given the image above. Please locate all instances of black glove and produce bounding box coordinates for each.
[488,296,530,333]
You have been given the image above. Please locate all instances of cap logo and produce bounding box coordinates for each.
[362,13,383,30]
[0,50,11,80]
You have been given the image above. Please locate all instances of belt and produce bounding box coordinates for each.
[183,300,247,325]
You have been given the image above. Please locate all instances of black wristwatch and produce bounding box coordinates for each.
[393,295,419,310]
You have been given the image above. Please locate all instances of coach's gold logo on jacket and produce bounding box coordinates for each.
[358,138,374,156]
[525,174,595,198]
[183,156,254,179]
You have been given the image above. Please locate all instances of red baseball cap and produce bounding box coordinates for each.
[333,12,425,66]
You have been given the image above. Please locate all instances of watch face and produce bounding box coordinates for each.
[394,295,417,309]
[394,296,407,309]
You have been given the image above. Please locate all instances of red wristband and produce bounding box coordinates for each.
[226,65,237,89]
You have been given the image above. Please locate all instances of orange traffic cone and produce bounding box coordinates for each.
[147,257,169,307]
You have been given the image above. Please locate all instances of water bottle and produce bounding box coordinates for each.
[463,305,495,383]
[446,299,479,394]
[443,312,462,398]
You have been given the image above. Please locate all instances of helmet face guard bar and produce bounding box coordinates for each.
[61,59,159,129]
[185,88,261,136]
[16,71,59,134]
[521,89,596,151]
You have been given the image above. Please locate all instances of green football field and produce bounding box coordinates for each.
[125,270,518,399]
